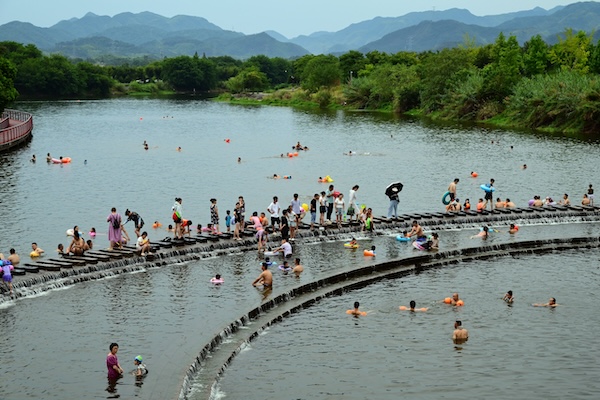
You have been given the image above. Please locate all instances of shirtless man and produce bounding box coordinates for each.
[399,300,428,312]
[7,248,20,266]
[453,320,469,344]
[505,198,516,208]
[559,193,571,206]
[450,292,461,305]
[582,194,591,205]
[532,196,544,207]
[533,297,558,307]
[252,263,273,288]
[31,242,44,256]
[292,258,304,277]
[346,301,367,316]
[448,178,459,202]
[495,198,505,208]
[503,290,514,303]
[408,220,426,241]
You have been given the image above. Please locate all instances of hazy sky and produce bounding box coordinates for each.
[0,0,580,38]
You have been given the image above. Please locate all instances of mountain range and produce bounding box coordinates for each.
[0,2,599,60]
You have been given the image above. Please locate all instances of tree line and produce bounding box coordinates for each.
[1,30,600,133]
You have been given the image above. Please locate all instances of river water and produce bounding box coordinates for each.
[1,99,599,400]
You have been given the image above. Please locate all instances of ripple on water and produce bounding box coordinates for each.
[215,249,600,400]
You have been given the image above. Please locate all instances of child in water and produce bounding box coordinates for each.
[133,355,148,376]
[89,227,96,238]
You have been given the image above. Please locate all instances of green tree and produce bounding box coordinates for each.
[225,67,269,92]
[590,40,600,74]
[161,55,217,91]
[548,28,592,73]
[522,35,549,76]
[0,57,18,111]
[339,51,366,82]
[418,47,474,111]
[300,55,340,92]
[76,62,113,97]
[15,54,83,97]
[481,33,523,101]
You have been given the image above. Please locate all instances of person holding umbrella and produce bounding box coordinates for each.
[385,182,403,219]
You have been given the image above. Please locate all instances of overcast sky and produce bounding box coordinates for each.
[0,0,581,38]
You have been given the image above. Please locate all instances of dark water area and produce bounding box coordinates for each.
[1,99,599,400]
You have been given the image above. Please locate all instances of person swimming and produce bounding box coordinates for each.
[399,300,428,312]
[346,301,367,316]
[503,290,514,303]
[533,297,558,307]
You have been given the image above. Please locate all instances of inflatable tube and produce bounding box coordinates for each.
[210,278,224,284]
[333,191,340,198]
[480,184,495,193]
[456,300,464,306]
[66,229,84,237]
[30,251,40,258]
[51,158,62,164]
[301,203,309,212]
[363,250,375,257]
[442,191,452,205]
[396,235,410,242]
[62,157,71,163]
[264,251,280,257]
[471,172,478,177]
[444,297,452,304]
[278,265,292,272]
[344,243,359,248]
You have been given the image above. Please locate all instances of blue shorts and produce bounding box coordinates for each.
[311,212,316,223]
[336,208,343,216]
[3,274,12,283]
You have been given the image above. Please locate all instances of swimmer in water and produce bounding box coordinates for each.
[522,164,527,169]
[210,274,223,283]
[444,292,462,306]
[348,237,358,246]
[503,290,514,303]
[237,157,241,163]
[346,301,367,316]
[46,153,52,162]
[533,297,559,307]
[471,226,489,239]
[399,300,428,312]
[272,174,280,179]
[133,355,148,376]
[452,320,469,344]
[176,147,182,152]
[31,242,44,256]
[292,257,303,277]
[31,154,36,163]
[252,263,273,288]
[508,224,519,234]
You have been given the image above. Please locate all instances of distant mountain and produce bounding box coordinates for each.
[359,20,501,53]
[359,2,600,54]
[289,6,559,54]
[0,11,308,59]
[0,2,598,59]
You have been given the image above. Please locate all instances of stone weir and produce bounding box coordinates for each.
[178,236,600,400]
[2,205,599,301]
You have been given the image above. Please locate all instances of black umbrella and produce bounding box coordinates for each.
[385,182,403,197]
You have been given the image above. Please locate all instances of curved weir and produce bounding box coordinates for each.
[3,206,599,301]
[179,235,600,400]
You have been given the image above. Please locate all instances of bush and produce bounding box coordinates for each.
[506,70,600,133]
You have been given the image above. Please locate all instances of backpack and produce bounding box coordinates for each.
[112,215,121,229]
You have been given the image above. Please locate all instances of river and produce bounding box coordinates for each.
[0,99,599,400]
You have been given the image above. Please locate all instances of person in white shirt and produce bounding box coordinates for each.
[348,185,359,221]
[267,196,281,230]
[136,231,152,256]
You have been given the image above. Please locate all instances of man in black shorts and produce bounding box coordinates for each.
[125,209,145,237]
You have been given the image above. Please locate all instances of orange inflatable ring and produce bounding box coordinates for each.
[444,297,452,304]
[456,300,464,306]
[363,250,375,256]
[471,172,478,177]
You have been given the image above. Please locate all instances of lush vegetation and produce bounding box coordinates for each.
[1,30,600,134]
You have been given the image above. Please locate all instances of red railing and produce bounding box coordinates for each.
[0,109,33,146]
